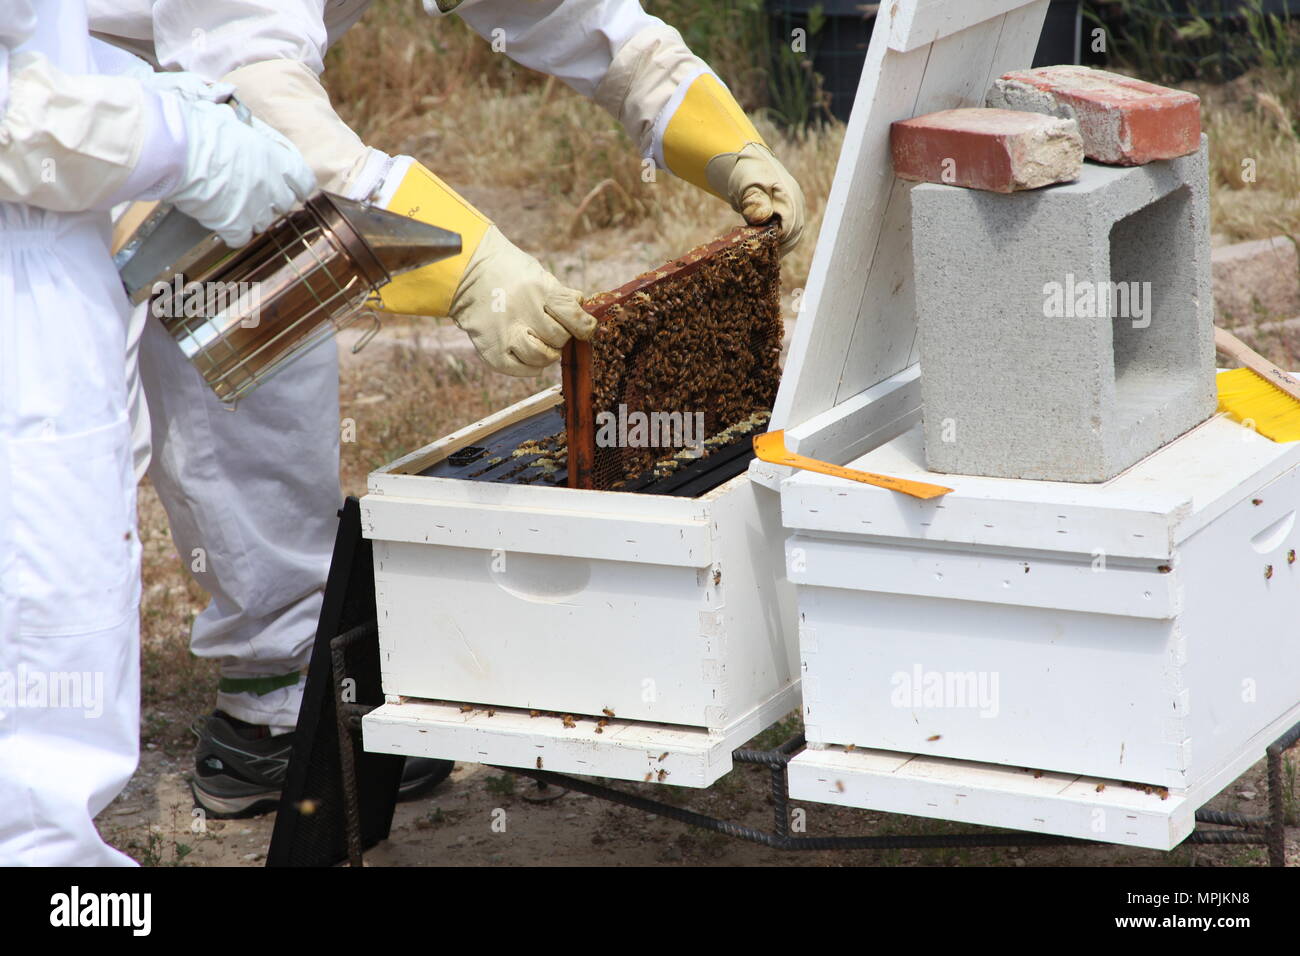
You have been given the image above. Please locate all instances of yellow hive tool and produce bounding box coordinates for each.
[753,430,953,500]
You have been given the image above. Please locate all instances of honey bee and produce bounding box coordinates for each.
[844,743,856,753]
[644,772,654,782]
[835,780,845,793]
[658,752,669,762]
[657,769,669,782]
[1095,783,1105,792]
[926,734,941,742]
[561,714,576,729]
[602,707,615,718]
[529,710,541,718]
[536,757,544,769]
[459,704,473,713]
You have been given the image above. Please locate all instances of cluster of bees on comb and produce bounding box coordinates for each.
[583,226,783,489]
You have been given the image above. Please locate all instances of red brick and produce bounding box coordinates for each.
[989,66,1201,166]
[890,108,1083,193]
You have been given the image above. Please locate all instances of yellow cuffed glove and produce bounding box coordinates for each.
[662,73,806,256]
[379,160,595,377]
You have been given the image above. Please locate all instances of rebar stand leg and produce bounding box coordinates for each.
[771,766,790,839]
[1262,720,1300,867]
[331,633,365,868]
[1268,746,1285,867]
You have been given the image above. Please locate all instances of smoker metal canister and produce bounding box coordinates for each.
[148,192,460,404]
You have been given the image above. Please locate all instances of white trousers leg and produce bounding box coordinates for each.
[0,618,140,866]
[1,206,142,866]
[136,314,342,728]
[0,422,140,865]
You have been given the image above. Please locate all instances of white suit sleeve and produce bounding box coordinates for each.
[151,0,331,79]
[149,0,377,195]
[430,0,709,161]
[0,44,189,211]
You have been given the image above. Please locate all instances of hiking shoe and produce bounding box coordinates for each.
[398,756,453,799]
[191,711,295,818]
[190,711,453,818]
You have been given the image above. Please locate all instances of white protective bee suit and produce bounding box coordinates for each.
[0,0,313,863]
[88,0,805,732]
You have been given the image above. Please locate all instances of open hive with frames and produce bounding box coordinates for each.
[564,224,783,492]
[419,224,783,495]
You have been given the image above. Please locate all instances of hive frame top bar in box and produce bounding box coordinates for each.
[759,0,1050,477]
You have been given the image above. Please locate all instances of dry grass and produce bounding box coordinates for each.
[337,335,545,496]
[1197,68,1300,242]
[321,0,842,296]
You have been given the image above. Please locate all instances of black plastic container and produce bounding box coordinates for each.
[764,0,1085,124]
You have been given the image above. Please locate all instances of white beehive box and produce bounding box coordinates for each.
[360,387,798,787]
[784,414,1300,777]
[779,412,1300,847]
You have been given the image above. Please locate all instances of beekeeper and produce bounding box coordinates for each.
[89,0,806,817]
[0,0,314,863]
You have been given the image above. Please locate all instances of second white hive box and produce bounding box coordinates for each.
[781,413,1300,794]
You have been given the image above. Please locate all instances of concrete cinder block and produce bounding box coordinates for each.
[988,66,1201,166]
[913,138,1217,482]
[891,108,1083,193]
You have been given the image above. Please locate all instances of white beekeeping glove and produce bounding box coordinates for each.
[164,96,316,247]
[365,157,594,376]
[146,72,235,105]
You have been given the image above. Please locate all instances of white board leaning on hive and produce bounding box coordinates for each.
[755,0,1057,475]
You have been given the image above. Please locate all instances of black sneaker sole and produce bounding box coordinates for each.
[190,757,455,819]
[189,778,282,820]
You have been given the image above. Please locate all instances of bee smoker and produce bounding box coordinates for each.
[114,192,461,404]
